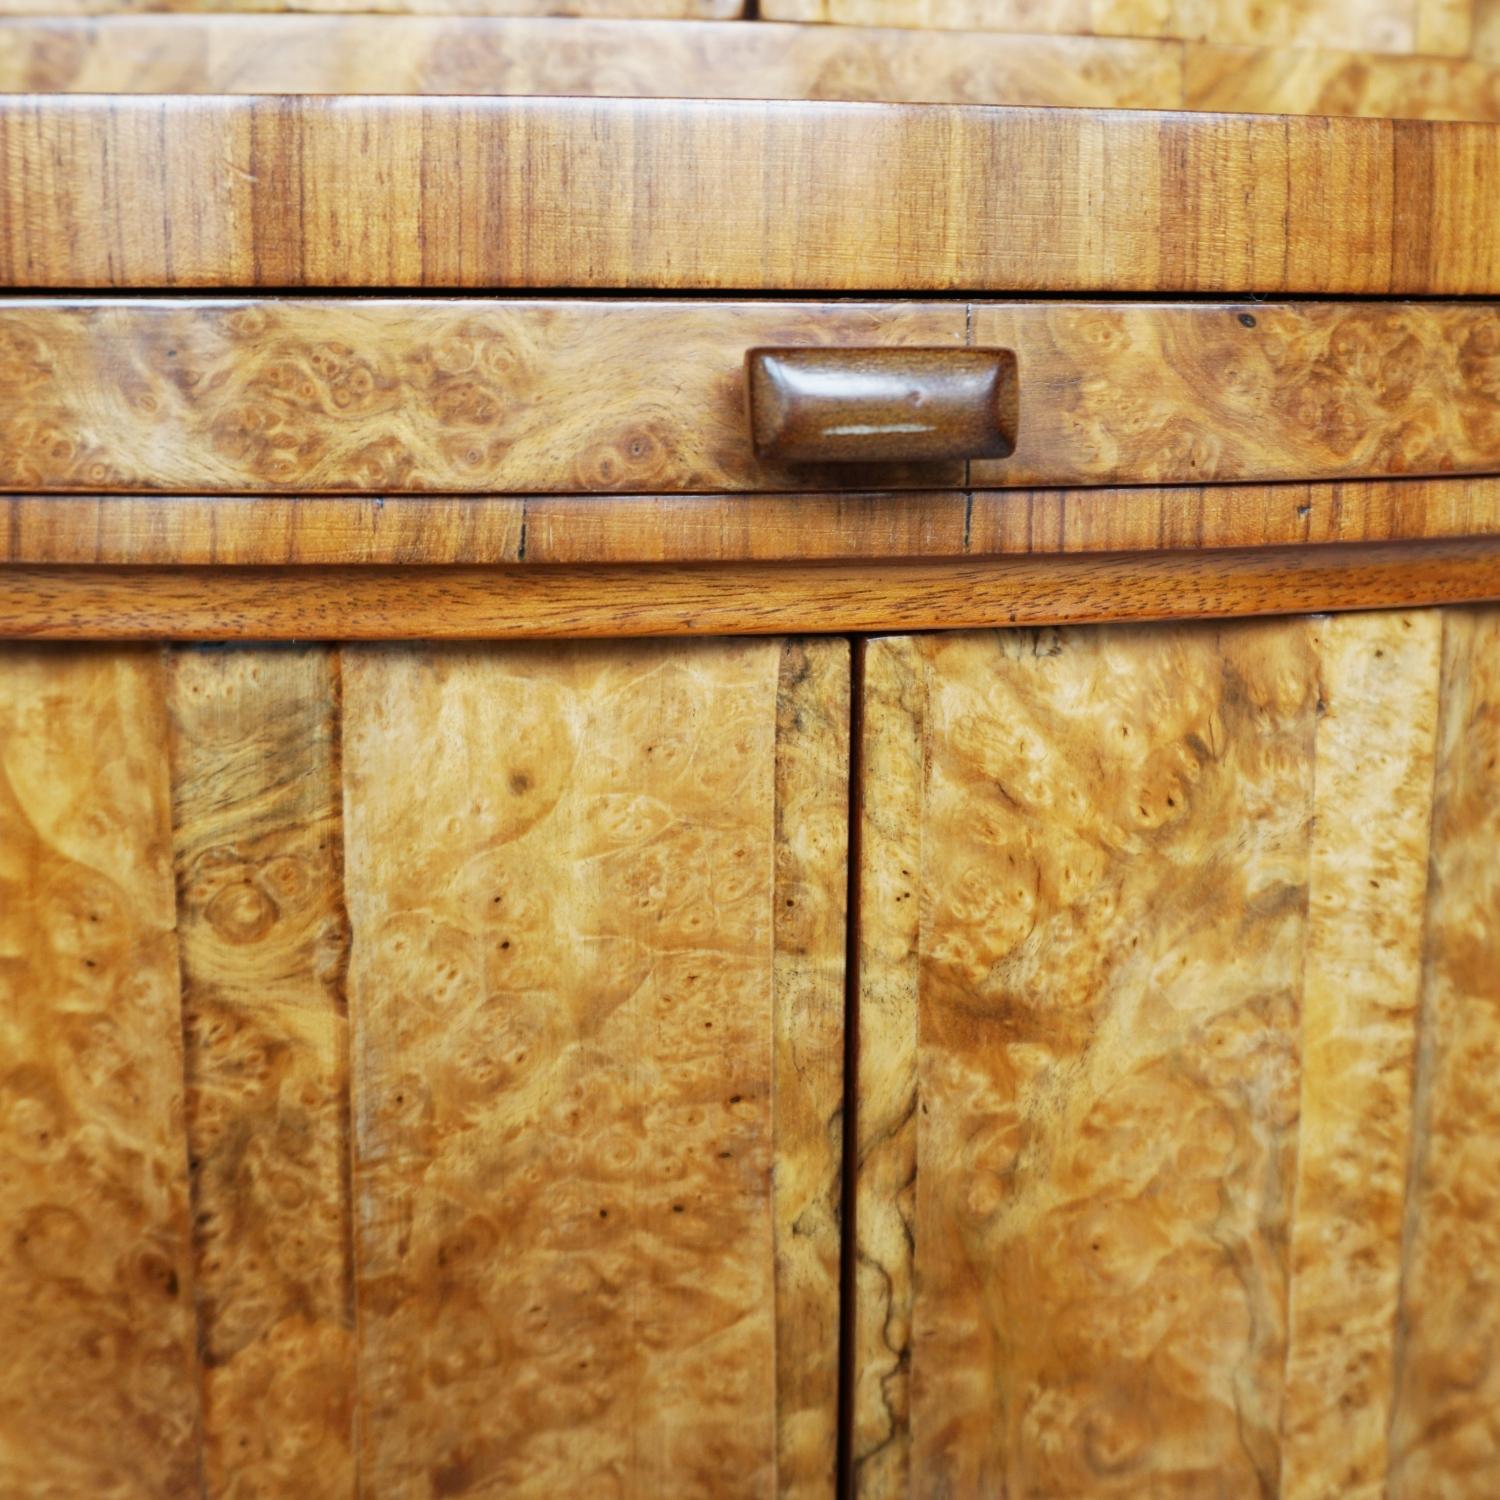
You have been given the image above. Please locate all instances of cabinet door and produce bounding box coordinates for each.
[0,637,847,1499]
[852,608,1500,1498]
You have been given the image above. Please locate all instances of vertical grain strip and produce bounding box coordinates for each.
[0,646,201,1496]
[771,639,851,1498]
[1388,605,1500,1498]
[1280,611,1443,1499]
[908,622,1315,1495]
[850,635,926,1500]
[342,640,791,1498]
[165,646,355,1498]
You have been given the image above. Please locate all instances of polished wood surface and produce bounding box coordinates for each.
[0,646,200,1496]
[1387,608,1500,1496]
[0,0,739,15]
[747,347,1017,465]
[762,0,1471,53]
[11,17,1500,125]
[6,477,1500,568]
[0,635,846,1497]
[167,648,355,1493]
[5,538,1500,639]
[852,606,1500,1496]
[0,17,1187,105]
[7,300,1500,493]
[0,300,965,494]
[5,98,1500,292]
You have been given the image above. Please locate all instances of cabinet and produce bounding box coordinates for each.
[3,87,1500,1500]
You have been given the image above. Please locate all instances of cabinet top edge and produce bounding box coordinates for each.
[2,95,1499,293]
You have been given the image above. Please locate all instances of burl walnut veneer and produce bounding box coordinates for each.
[2,81,1500,1500]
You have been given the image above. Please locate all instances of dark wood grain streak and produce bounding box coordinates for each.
[166,647,355,1497]
[4,97,1500,292]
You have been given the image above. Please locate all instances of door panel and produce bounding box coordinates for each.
[0,636,848,1499]
[853,608,1500,1497]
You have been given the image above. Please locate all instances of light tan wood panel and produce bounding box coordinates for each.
[7,300,1500,494]
[340,637,847,1498]
[9,476,1500,568]
[1388,608,1500,1498]
[1479,0,1500,57]
[13,18,1500,126]
[0,646,201,1496]
[762,0,1469,54]
[0,300,964,494]
[0,0,739,17]
[1184,41,1500,119]
[968,301,1500,490]
[853,607,1500,1496]
[7,538,1500,639]
[0,17,1182,104]
[166,647,355,1496]
[6,97,1500,293]
[1280,612,1442,1498]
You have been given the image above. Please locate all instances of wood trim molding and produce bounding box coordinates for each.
[3,96,1500,292]
[5,539,1500,639]
[5,478,1500,567]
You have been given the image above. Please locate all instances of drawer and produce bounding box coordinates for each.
[3,298,1499,494]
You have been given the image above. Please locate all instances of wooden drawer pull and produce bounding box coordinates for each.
[746,346,1018,464]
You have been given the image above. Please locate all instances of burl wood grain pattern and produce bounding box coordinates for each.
[1183,41,1500,120]
[166,648,355,1497]
[761,0,1468,53]
[7,300,1500,494]
[771,641,850,1493]
[8,476,1500,569]
[848,636,925,1498]
[340,638,846,1498]
[0,0,739,16]
[1280,612,1442,1498]
[14,17,1500,125]
[0,646,201,1496]
[8,538,1500,639]
[969,302,1500,491]
[0,17,1184,106]
[1388,608,1500,1498]
[7,98,1500,293]
[0,300,967,494]
[855,607,1500,1497]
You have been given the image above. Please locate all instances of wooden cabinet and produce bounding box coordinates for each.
[4,85,1500,1500]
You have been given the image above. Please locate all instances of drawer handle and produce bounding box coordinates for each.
[746,346,1018,464]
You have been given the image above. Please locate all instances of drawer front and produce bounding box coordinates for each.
[4,298,1499,494]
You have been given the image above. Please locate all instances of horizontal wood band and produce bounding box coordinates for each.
[3,97,1500,291]
[5,300,1500,494]
[5,477,1500,567]
[3,17,1500,126]
[5,539,1499,639]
